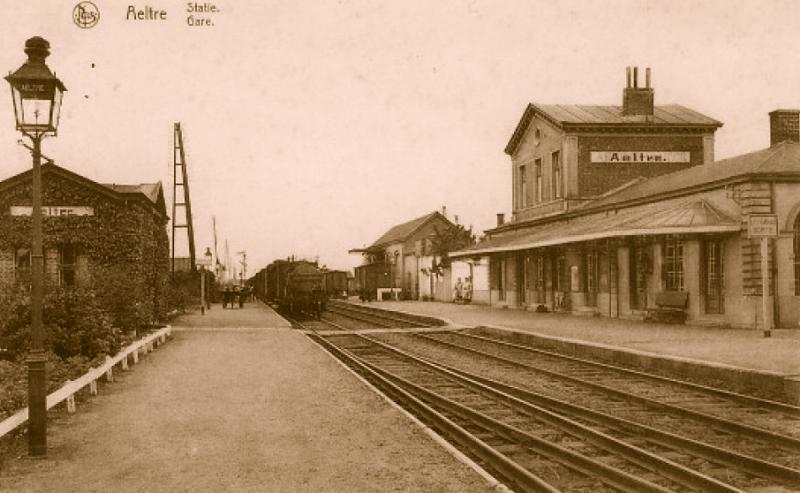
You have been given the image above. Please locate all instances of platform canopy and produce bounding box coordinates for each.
[452,199,741,257]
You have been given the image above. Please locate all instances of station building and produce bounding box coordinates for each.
[351,210,460,301]
[0,163,169,322]
[453,68,800,328]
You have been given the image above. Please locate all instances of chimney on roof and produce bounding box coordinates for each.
[622,66,654,119]
[496,213,505,227]
[769,109,800,146]
[441,205,447,217]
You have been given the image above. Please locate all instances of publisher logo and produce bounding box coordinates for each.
[73,1,100,29]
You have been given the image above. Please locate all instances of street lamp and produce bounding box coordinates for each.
[5,36,66,457]
[199,247,212,315]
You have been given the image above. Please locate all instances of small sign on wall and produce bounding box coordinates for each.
[9,206,94,217]
[570,265,580,292]
[747,214,778,238]
[590,151,690,163]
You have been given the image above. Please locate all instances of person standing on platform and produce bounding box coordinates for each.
[453,277,463,303]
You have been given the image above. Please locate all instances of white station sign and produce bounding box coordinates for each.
[9,206,95,217]
[590,151,690,163]
[747,214,779,238]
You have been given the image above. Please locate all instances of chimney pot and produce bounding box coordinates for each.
[769,109,800,146]
[441,206,447,217]
[626,66,631,88]
[633,66,638,88]
[496,213,505,226]
[646,67,651,89]
[622,66,654,117]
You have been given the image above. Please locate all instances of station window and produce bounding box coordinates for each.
[552,151,562,199]
[519,165,528,208]
[59,244,78,287]
[535,159,543,203]
[794,215,800,295]
[663,238,684,291]
[14,247,30,279]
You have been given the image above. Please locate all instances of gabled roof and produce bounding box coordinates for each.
[585,141,800,210]
[367,211,452,250]
[103,182,167,215]
[453,199,740,257]
[0,162,168,218]
[505,103,722,155]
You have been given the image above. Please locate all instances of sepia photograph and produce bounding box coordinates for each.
[0,1,799,491]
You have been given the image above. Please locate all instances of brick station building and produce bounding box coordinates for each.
[0,163,169,324]
[453,68,800,328]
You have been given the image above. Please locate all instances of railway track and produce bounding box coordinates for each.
[319,331,780,492]
[325,301,429,328]
[284,306,800,491]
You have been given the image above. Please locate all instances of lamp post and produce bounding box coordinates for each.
[5,36,66,457]
[199,247,212,315]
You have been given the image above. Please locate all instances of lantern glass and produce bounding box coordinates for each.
[9,77,62,134]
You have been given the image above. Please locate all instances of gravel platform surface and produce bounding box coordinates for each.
[0,303,493,492]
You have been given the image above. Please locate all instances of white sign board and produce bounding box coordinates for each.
[10,206,95,217]
[590,151,690,163]
[747,214,778,238]
[196,257,212,267]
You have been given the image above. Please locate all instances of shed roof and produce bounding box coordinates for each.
[453,199,740,257]
[368,212,442,249]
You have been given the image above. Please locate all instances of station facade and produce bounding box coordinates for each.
[0,163,169,323]
[454,69,800,328]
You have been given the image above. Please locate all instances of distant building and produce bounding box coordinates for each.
[0,163,169,324]
[351,209,461,300]
[454,69,800,328]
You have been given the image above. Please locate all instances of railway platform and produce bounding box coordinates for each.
[0,302,493,493]
[348,299,800,401]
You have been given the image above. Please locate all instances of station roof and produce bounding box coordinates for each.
[452,199,740,257]
[505,103,722,155]
[0,162,167,218]
[357,211,451,252]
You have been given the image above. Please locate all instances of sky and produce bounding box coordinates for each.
[0,1,798,277]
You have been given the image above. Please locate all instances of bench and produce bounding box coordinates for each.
[645,291,688,324]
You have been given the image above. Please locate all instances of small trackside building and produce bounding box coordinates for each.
[452,70,800,328]
[351,210,460,301]
[0,163,170,324]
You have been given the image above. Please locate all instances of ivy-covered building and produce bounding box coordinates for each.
[0,163,169,326]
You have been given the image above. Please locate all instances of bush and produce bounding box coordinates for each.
[0,287,120,361]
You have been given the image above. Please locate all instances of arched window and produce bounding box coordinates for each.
[795,214,800,295]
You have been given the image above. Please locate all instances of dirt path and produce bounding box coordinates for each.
[0,303,493,492]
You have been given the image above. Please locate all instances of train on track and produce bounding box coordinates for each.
[252,259,348,318]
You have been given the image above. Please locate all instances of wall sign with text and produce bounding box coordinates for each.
[590,151,690,163]
[10,206,95,217]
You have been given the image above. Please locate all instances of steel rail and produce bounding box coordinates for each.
[305,332,560,492]
[464,331,800,416]
[324,306,399,328]
[327,302,421,327]
[349,334,744,493]
[416,332,800,453]
[431,354,800,487]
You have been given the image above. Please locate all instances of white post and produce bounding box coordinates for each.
[66,393,76,414]
[760,237,772,337]
[121,354,129,371]
[132,348,139,364]
[89,380,98,396]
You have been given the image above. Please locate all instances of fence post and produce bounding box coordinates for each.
[132,348,139,364]
[89,380,98,396]
[66,393,76,413]
[121,353,129,371]
[105,356,114,382]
